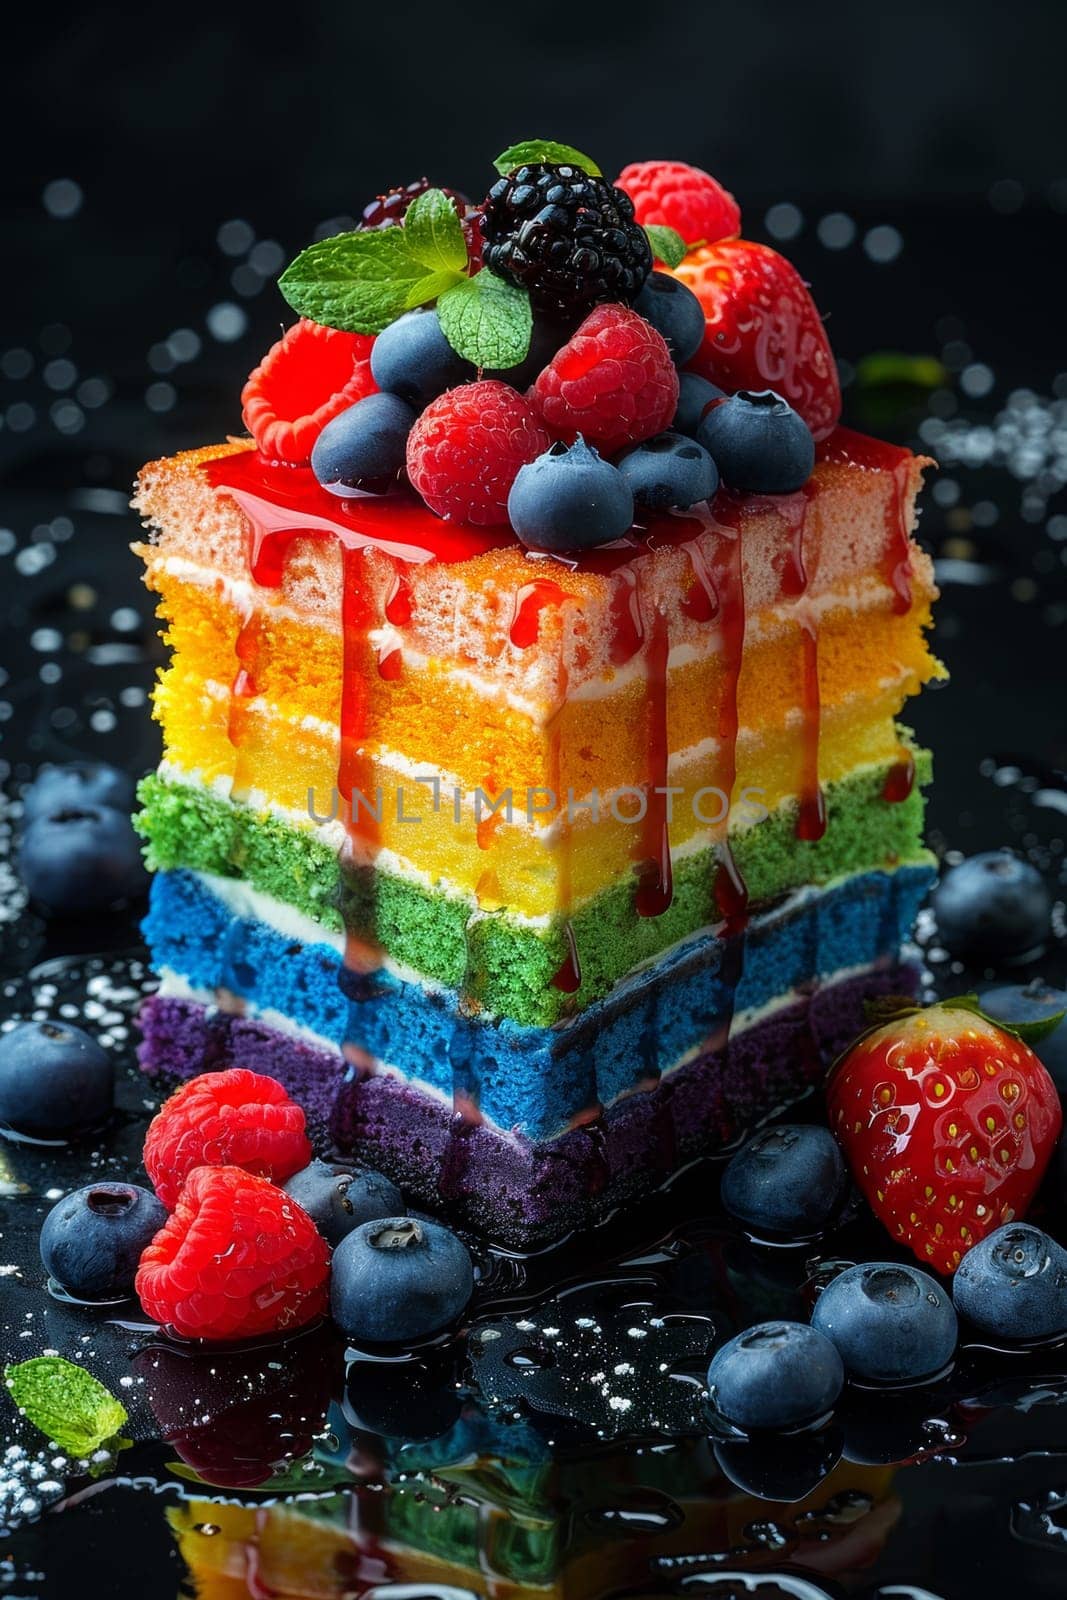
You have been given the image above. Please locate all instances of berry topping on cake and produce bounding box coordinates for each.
[697,389,815,493]
[508,438,634,551]
[481,164,652,318]
[617,432,718,512]
[143,1067,312,1210]
[530,304,679,456]
[329,1215,474,1344]
[671,239,841,440]
[241,318,376,466]
[135,1165,330,1341]
[673,372,726,437]
[358,177,468,231]
[828,999,1064,1274]
[370,309,475,409]
[632,271,707,366]
[811,1262,958,1383]
[406,380,549,525]
[616,159,741,247]
[40,1182,166,1303]
[311,392,417,496]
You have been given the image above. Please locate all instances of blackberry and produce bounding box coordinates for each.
[481,164,652,317]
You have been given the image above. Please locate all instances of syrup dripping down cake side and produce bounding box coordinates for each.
[132,146,943,1244]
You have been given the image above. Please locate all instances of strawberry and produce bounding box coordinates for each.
[827,997,1063,1276]
[667,239,841,441]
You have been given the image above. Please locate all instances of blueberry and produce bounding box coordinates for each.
[508,438,634,552]
[23,762,135,824]
[811,1262,958,1384]
[311,393,416,495]
[369,309,474,408]
[673,372,726,437]
[0,1020,113,1138]
[40,1182,166,1302]
[932,852,1053,962]
[18,803,149,915]
[720,1124,849,1239]
[486,311,578,391]
[708,1321,843,1433]
[330,1216,474,1344]
[617,432,718,513]
[633,271,706,366]
[980,980,1067,1090]
[697,389,815,494]
[952,1223,1067,1343]
[283,1157,403,1247]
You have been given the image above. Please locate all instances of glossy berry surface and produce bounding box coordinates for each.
[310,392,416,495]
[812,1262,958,1384]
[720,1123,849,1238]
[23,762,134,824]
[406,380,548,525]
[369,308,474,410]
[531,304,679,456]
[40,1182,166,1302]
[674,372,725,437]
[632,271,707,366]
[617,432,717,511]
[136,1165,330,1342]
[283,1158,404,1247]
[616,159,741,247]
[980,980,1067,1091]
[241,318,376,466]
[707,1321,844,1432]
[828,1002,1062,1275]
[330,1216,474,1344]
[508,439,634,552]
[0,1020,113,1139]
[482,163,652,318]
[19,803,149,916]
[932,852,1053,962]
[143,1068,312,1211]
[358,177,467,230]
[671,239,841,440]
[697,389,815,493]
[952,1222,1067,1343]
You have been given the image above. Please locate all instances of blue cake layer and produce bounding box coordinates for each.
[143,864,933,1139]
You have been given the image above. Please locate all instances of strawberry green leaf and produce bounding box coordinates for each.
[402,188,468,274]
[942,992,1067,1045]
[5,1357,129,1457]
[493,139,601,177]
[644,224,687,269]
[279,228,437,334]
[437,271,532,369]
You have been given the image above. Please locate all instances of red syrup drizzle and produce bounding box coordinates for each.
[509,578,567,648]
[634,605,673,918]
[883,752,916,803]
[818,426,916,615]
[777,486,826,843]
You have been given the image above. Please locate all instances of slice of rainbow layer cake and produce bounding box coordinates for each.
[133,144,942,1244]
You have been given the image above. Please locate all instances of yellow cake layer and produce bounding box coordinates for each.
[154,674,910,915]
[147,570,940,807]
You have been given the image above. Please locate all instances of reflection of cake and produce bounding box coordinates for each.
[134,144,941,1244]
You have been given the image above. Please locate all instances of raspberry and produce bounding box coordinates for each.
[530,305,679,457]
[241,318,376,467]
[406,380,550,525]
[144,1067,312,1211]
[481,164,652,318]
[135,1166,329,1341]
[615,160,741,248]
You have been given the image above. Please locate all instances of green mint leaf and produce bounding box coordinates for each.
[437,272,532,369]
[402,269,468,311]
[5,1357,129,1457]
[493,139,601,177]
[644,224,687,269]
[403,189,468,274]
[279,228,432,334]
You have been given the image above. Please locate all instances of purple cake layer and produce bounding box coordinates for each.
[138,962,916,1245]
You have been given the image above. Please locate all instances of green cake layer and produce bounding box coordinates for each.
[135,743,933,1028]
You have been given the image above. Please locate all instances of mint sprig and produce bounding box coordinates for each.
[437,271,532,369]
[5,1357,129,1457]
[493,139,601,177]
[644,224,687,269]
[279,191,472,335]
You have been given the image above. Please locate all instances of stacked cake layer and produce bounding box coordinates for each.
[135,428,940,1242]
